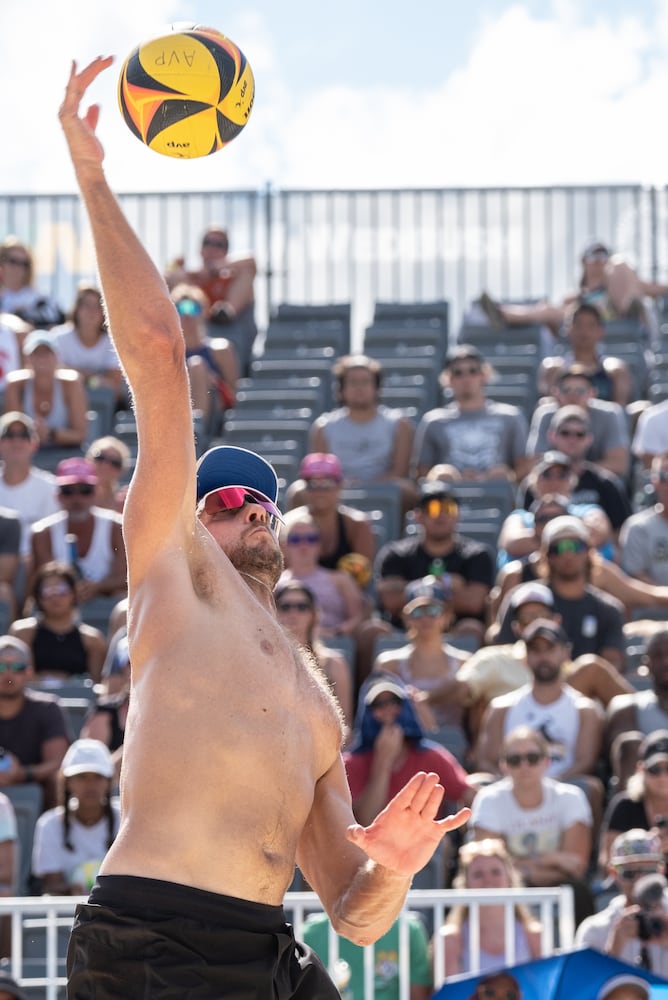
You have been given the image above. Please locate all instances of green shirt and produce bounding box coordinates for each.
[302,911,432,1000]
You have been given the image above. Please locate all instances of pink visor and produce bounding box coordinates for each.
[199,485,283,531]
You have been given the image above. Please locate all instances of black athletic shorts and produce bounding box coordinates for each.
[67,874,340,999]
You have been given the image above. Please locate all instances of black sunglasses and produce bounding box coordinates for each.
[59,483,95,497]
[90,451,123,469]
[504,751,543,767]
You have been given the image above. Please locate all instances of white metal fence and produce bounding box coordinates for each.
[0,885,575,999]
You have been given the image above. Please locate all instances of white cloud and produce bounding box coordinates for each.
[3,1,668,193]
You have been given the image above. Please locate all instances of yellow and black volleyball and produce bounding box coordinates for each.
[118,25,254,159]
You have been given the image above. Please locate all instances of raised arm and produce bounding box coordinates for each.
[58,58,196,585]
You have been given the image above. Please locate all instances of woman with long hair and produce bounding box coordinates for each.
[31,738,120,895]
[51,283,124,404]
[274,580,353,740]
[435,837,542,979]
[10,561,107,683]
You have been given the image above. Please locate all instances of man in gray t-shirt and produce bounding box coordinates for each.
[620,453,668,586]
[412,344,529,482]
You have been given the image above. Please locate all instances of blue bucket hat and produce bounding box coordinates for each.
[196,446,279,504]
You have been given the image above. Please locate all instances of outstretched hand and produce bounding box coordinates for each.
[58,56,114,171]
[345,771,471,878]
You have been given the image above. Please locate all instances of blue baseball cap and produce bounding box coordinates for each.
[196,446,279,504]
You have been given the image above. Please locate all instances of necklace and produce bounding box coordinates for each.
[240,571,275,602]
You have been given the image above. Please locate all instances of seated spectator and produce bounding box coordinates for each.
[30,458,127,607]
[477,241,667,339]
[303,908,432,1000]
[31,738,119,895]
[435,838,542,979]
[449,582,632,749]
[474,619,604,830]
[0,412,59,562]
[370,576,469,760]
[274,581,353,739]
[490,516,626,670]
[411,345,530,483]
[620,453,668,586]
[10,561,107,684]
[470,725,594,925]
[344,674,476,888]
[164,224,258,376]
[3,331,88,452]
[518,407,632,535]
[538,302,632,407]
[85,436,132,511]
[50,283,124,404]
[493,513,668,635]
[526,363,630,479]
[81,633,130,783]
[496,490,571,572]
[0,795,17,897]
[278,511,365,639]
[633,399,668,469]
[285,452,376,569]
[600,730,668,871]
[0,635,70,809]
[0,237,64,329]
[307,354,417,510]
[575,829,668,975]
[170,282,238,423]
[373,481,494,642]
[606,631,668,791]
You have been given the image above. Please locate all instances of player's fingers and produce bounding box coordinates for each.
[436,807,472,834]
[407,772,442,814]
[416,783,446,820]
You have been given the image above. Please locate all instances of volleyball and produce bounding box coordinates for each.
[117,25,254,159]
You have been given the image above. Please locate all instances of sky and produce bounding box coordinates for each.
[4,0,668,194]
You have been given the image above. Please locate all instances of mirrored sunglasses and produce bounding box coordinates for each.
[547,538,587,556]
[199,485,282,532]
[0,661,27,673]
[421,498,458,518]
[176,298,203,317]
[287,533,320,546]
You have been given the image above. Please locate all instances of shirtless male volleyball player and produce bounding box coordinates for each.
[59,57,470,999]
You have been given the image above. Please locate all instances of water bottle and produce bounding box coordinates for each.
[0,749,11,773]
[331,958,352,1000]
[65,533,82,580]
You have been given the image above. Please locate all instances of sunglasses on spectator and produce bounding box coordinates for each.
[175,298,203,317]
[556,427,587,439]
[504,751,543,767]
[4,257,29,268]
[421,498,458,518]
[406,604,444,619]
[287,533,320,545]
[646,762,668,776]
[199,485,281,531]
[538,468,570,479]
[0,429,31,441]
[450,365,481,377]
[616,867,659,880]
[559,385,589,396]
[0,661,27,673]
[371,695,403,710]
[90,450,123,469]
[547,538,587,556]
[60,483,95,497]
[40,582,73,599]
[304,478,339,490]
[202,238,227,249]
[276,601,312,613]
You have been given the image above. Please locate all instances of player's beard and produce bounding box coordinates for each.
[227,531,284,588]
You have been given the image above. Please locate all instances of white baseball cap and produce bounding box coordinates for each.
[61,739,113,779]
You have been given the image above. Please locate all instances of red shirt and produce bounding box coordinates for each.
[344,744,470,810]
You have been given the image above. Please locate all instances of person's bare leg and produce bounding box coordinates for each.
[499,302,566,335]
[186,357,210,417]
[605,259,644,316]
